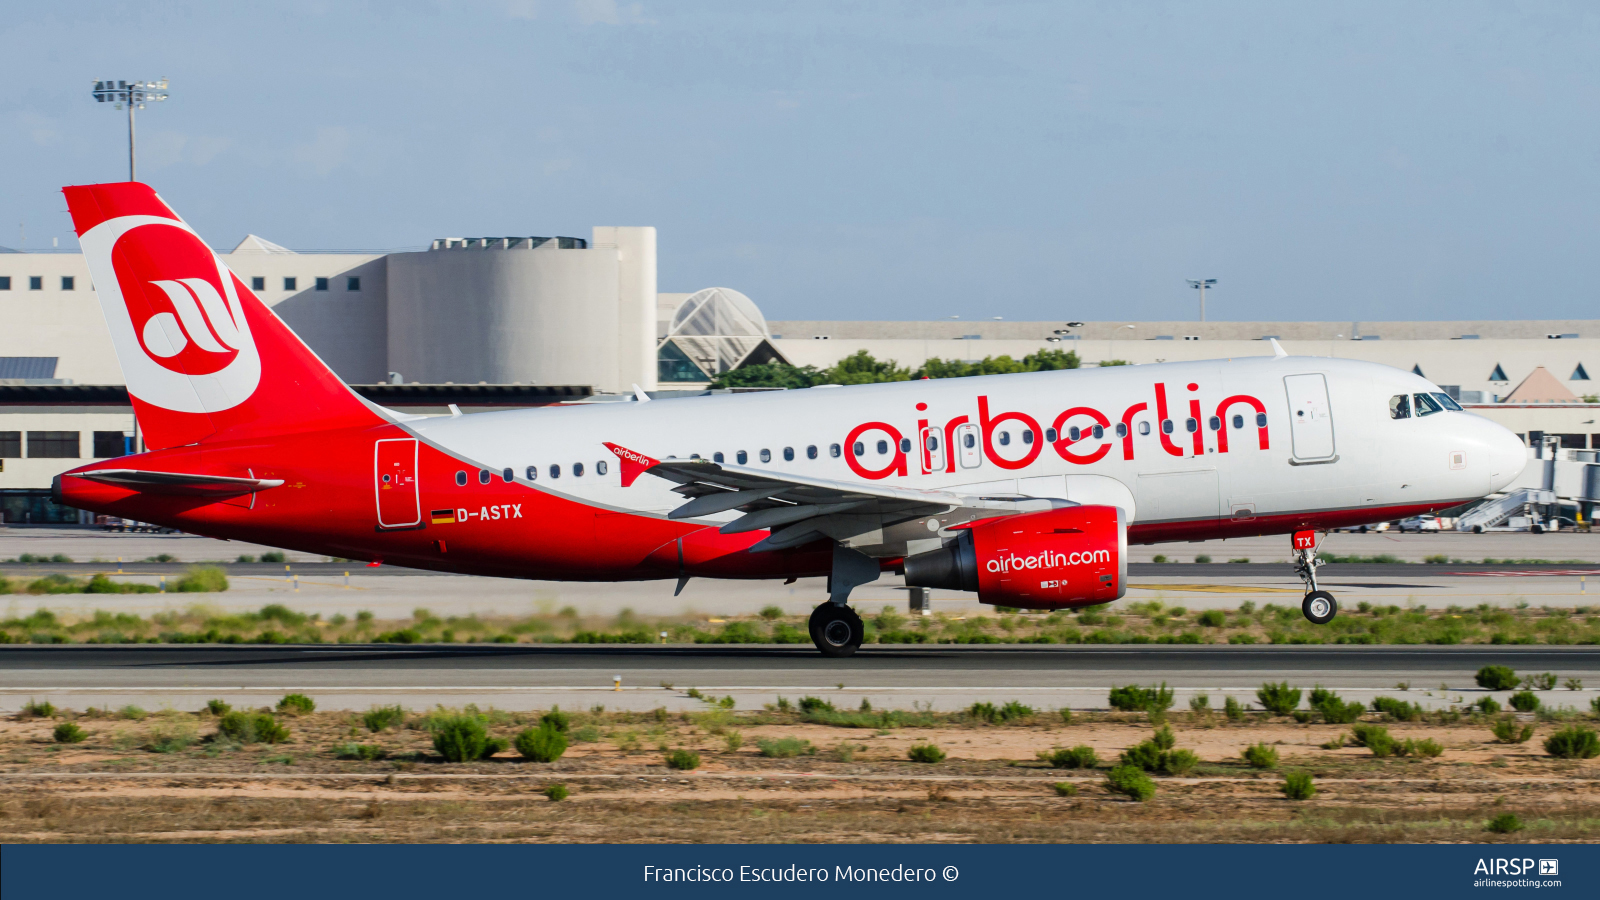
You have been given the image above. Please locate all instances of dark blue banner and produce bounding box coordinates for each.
[3,843,1596,899]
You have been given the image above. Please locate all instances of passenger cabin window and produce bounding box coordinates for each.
[525,466,537,481]
[549,464,561,479]
[876,440,889,455]
[502,467,513,482]
[899,438,911,452]
[1115,423,1127,438]
[1022,429,1034,445]
[783,447,794,461]
[806,445,818,459]
[736,451,748,464]
[1161,419,1174,434]
[1138,421,1151,436]
[455,471,467,486]
[1389,394,1411,419]
[713,452,724,463]
[478,469,491,484]
[760,449,771,463]
[853,442,865,456]
[574,462,584,476]
[1208,416,1221,431]
[1255,412,1267,427]
[1434,393,1463,411]
[1091,425,1104,439]
[1068,426,1081,441]
[1185,418,1198,433]
[596,460,608,475]
[1044,428,1057,442]
[829,443,841,458]
[1232,414,1244,429]
[998,432,1011,446]
[1414,393,1444,417]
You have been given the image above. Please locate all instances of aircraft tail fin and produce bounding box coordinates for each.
[62,182,381,450]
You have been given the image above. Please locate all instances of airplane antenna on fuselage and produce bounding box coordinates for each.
[633,384,652,403]
[1269,338,1288,359]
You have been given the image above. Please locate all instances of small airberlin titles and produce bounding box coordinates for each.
[988,548,1112,574]
[430,504,524,525]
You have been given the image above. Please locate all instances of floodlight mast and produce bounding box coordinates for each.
[1186,278,1217,322]
[91,78,170,182]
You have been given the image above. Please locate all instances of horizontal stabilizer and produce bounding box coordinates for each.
[72,469,284,497]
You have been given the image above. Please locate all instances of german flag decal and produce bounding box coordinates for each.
[430,509,456,525]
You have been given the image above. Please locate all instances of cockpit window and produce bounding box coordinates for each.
[1389,394,1411,419]
[1432,392,1463,411]
[1414,393,1444,417]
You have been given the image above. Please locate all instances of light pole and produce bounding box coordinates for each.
[1186,278,1216,322]
[91,78,170,182]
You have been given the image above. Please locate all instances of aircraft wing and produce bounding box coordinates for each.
[70,469,285,498]
[605,442,1065,552]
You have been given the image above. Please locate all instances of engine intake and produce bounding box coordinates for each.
[904,505,1126,609]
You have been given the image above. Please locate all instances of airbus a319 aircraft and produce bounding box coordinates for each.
[55,182,1528,656]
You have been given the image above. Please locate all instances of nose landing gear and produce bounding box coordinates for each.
[1292,530,1338,624]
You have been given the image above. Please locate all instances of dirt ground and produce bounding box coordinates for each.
[2,705,1597,843]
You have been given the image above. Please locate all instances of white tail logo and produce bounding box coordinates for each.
[78,214,261,414]
[143,278,248,357]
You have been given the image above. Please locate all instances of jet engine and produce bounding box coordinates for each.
[903,505,1126,609]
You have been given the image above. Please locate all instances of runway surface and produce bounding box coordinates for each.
[5,644,1597,713]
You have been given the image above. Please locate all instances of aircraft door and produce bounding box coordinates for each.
[374,438,421,529]
[920,426,945,474]
[955,423,982,469]
[1283,374,1337,460]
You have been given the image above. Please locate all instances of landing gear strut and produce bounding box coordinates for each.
[1291,530,1337,625]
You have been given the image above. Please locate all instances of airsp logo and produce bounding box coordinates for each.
[79,215,261,414]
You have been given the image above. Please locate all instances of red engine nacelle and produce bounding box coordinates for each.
[903,505,1126,609]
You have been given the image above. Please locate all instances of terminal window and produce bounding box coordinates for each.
[251,276,266,291]
[29,276,42,290]
[93,431,128,458]
[26,431,79,458]
[283,277,297,291]
[0,431,19,458]
[315,277,329,291]
[0,276,9,290]
[61,276,74,291]
[346,276,361,291]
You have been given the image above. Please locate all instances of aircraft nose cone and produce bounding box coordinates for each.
[1485,422,1530,492]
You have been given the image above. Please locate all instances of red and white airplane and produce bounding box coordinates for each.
[55,182,1527,655]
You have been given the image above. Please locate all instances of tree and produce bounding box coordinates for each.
[710,360,824,389]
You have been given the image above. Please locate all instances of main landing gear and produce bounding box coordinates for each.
[1291,529,1337,625]
[809,603,864,657]
[808,543,877,657]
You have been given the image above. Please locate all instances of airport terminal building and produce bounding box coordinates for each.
[2,233,1598,522]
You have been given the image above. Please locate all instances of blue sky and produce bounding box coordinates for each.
[3,1,1598,322]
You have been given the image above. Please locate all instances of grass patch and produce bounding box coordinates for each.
[276,693,316,715]
[907,743,946,763]
[216,711,289,745]
[664,749,701,770]
[53,722,86,743]
[757,737,816,759]
[514,725,568,763]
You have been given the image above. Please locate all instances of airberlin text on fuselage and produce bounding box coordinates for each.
[844,382,1271,480]
[988,548,1110,574]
